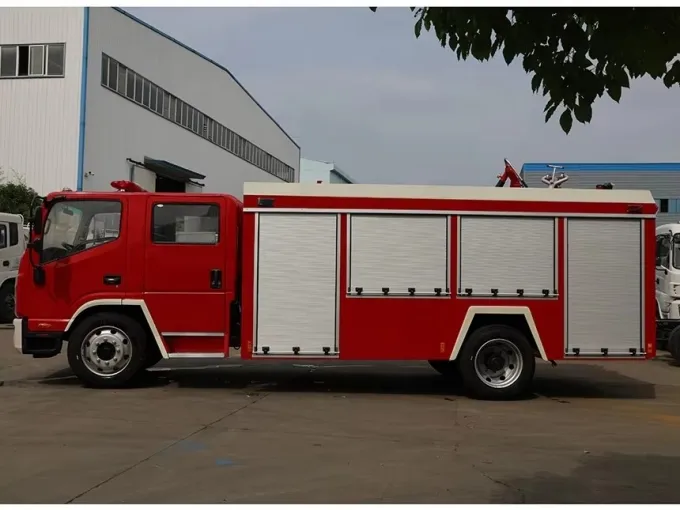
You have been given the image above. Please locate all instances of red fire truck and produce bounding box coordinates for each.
[14,180,657,400]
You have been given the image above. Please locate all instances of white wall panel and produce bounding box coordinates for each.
[349,215,448,296]
[459,216,555,297]
[131,165,156,191]
[185,182,203,193]
[255,214,338,356]
[0,7,84,194]
[566,219,643,356]
[83,7,300,196]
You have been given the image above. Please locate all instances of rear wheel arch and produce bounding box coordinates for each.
[450,306,550,361]
[451,308,546,361]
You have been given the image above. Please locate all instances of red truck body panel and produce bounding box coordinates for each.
[238,184,656,362]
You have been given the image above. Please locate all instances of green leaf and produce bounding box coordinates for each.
[415,19,423,38]
[573,100,593,123]
[606,82,622,102]
[559,108,573,134]
[502,36,516,65]
[663,71,674,88]
[545,102,558,122]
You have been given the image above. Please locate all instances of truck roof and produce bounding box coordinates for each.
[244,182,656,205]
[657,223,680,235]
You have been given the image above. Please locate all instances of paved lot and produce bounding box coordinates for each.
[1,327,680,503]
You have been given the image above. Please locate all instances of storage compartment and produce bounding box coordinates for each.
[254,213,339,356]
[458,216,556,297]
[348,214,449,296]
[565,218,644,356]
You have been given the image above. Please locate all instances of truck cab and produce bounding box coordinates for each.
[0,212,28,323]
[15,183,242,379]
[655,222,680,359]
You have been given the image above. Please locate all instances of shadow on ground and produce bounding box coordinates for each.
[31,361,657,401]
[490,452,680,503]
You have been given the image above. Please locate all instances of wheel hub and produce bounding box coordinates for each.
[96,342,116,361]
[81,326,133,377]
[473,338,523,389]
[486,354,504,372]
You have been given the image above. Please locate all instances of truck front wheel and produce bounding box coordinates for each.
[0,282,15,324]
[67,312,149,388]
[457,324,535,400]
[428,360,462,382]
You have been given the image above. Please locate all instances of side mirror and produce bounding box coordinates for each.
[32,207,43,235]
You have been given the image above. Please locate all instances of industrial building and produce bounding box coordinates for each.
[300,158,356,184]
[522,162,680,224]
[0,7,300,196]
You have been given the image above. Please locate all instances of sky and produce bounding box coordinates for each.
[129,7,679,186]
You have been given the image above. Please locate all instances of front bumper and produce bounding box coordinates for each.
[13,317,64,358]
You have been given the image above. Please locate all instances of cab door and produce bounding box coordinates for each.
[142,195,229,355]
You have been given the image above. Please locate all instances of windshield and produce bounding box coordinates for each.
[41,200,122,264]
[673,240,680,270]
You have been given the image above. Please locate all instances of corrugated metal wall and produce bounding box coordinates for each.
[523,169,680,225]
[0,7,84,195]
[83,8,300,196]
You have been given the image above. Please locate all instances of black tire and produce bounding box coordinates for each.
[0,282,16,324]
[143,349,163,369]
[67,311,150,389]
[669,325,680,363]
[428,359,462,382]
[457,324,536,400]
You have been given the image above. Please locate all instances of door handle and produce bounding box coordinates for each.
[2,260,8,267]
[657,278,660,284]
[210,269,222,289]
[103,275,121,285]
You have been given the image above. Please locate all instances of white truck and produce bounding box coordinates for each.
[655,222,680,362]
[0,212,28,323]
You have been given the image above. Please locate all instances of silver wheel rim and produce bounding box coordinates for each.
[81,325,133,377]
[473,338,523,389]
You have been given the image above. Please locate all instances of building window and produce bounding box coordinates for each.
[29,45,44,75]
[100,52,295,183]
[658,199,669,214]
[0,43,64,78]
[152,203,219,245]
[668,198,680,214]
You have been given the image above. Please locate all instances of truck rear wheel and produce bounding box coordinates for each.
[457,324,535,400]
[669,325,680,363]
[67,311,149,388]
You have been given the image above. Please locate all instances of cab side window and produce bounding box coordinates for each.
[9,223,18,246]
[0,224,6,249]
[657,235,671,268]
[151,203,219,245]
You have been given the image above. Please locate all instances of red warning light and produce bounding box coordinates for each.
[110,180,146,192]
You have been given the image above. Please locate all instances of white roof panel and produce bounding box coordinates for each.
[243,182,656,205]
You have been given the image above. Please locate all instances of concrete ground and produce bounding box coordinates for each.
[1,328,680,504]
